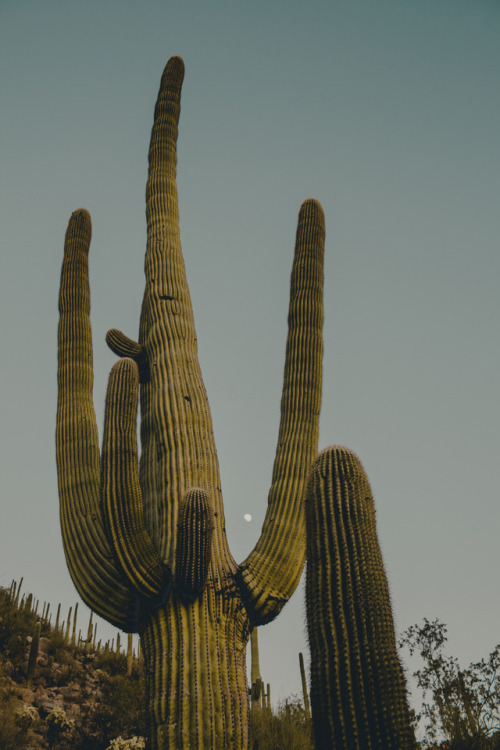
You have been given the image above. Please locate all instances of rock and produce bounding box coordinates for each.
[38,637,51,653]
[16,686,36,704]
[58,684,81,700]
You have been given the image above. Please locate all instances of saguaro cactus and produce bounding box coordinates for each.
[56,56,325,749]
[305,447,416,750]
[27,620,41,688]
[299,652,311,720]
[250,628,263,708]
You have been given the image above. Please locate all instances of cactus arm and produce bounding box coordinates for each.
[101,357,171,600]
[237,198,325,624]
[106,328,150,382]
[174,488,214,600]
[137,56,235,578]
[57,209,138,631]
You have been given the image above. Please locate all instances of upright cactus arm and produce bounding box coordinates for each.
[101,357,170,600]
[57,210,138,631]
[132,55,235,579]
[102,357,215,604]
[174,488,214,600]
[237,199,325,625]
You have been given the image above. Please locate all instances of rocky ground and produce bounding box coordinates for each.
[0,588,146,750]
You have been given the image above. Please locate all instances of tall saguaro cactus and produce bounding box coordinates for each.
[56,56,325,749]
[305,447,416,750]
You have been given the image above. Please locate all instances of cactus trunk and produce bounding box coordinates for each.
[305,447,416,750]
[142,594,249,748]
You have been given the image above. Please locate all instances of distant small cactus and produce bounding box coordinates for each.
[26,620,41,687]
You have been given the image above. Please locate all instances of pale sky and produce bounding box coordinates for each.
[1,0,499,724]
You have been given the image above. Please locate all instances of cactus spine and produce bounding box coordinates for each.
[305,446,416,750]
[56,56,325,749]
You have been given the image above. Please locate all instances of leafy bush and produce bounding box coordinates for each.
[400,618,500,749]
[74,672,148,750]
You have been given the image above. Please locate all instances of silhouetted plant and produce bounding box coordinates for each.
[399,618,500,749]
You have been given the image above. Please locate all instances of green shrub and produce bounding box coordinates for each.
[93,648,128,677]
[74,672,147,750]
[249,696,313,750]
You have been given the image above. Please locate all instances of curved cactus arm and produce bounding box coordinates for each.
[174,488,214,601]
[106,328,150,382]
[102,357,171,600]
[57,209,139,631]
[238,198,325,624]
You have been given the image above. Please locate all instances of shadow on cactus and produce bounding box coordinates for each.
[56,56,325,749]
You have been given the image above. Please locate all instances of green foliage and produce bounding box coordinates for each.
[249,696,313,750]
[399,619,500,749]
[93,647,128,677]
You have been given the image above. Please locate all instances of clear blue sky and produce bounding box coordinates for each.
[1,0,499,727]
